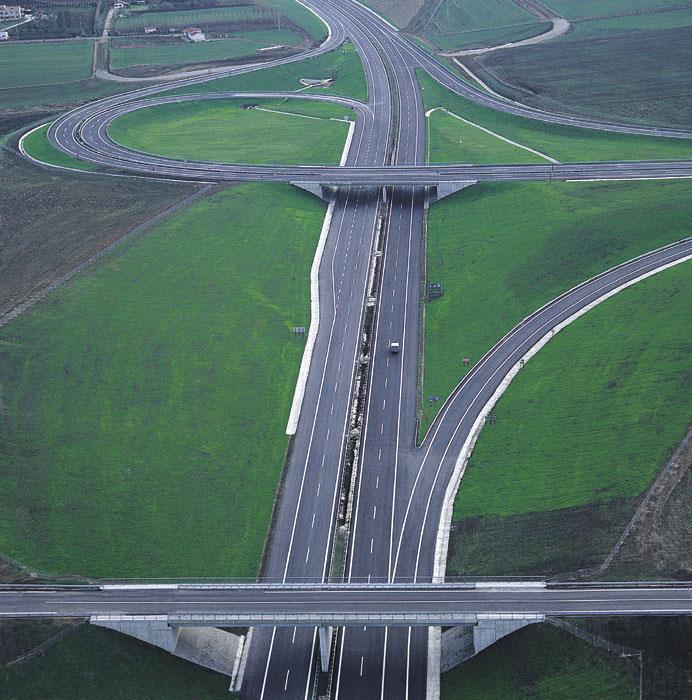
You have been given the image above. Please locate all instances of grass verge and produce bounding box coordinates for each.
[441,622,638,699]
[0,182,323,578]
[419,71,692,161]
[108,97,349,164]
[447,262,691,576]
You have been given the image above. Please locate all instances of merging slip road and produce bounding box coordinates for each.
[20,0,692,698]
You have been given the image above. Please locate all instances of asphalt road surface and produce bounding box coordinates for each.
[23,0,692,697]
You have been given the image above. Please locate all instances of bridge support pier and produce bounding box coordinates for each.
[290,181,336,202]
[433,180,477,202]
[90,617,245,683]
[318,625,333,673]
[440,615,544,674]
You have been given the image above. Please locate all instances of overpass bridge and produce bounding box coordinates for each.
[1,582,690,625]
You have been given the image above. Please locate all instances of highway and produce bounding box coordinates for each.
[24,0,692,697]
[1,584,690,623]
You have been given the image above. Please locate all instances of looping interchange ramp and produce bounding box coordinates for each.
[13,0,692,698]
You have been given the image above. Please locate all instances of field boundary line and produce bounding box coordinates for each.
[0,180,215,329]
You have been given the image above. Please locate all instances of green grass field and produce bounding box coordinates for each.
[110,30,304,70]
[419,71,692,161]
[453,262,691,518]
[446,263,691,576]
[441,623,638,699]
[0,183,324,579]
[21,124,98,171]
[427,107,548,163]
[108,98,349,165]
[418,0,548,51]
[422,179,690,431]
[169,41,368,102]
[0,41,94,89]
[0,623,230,698]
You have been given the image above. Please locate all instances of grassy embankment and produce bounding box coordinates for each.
[169,40,368,102]
[0,182,325,579]
[441,623,638,699]
[107,97,350,164]
[419,71,692,161]
[0,623,230,698]
[467,3,692,128]
[422,179,690,430]
[446,262,691,576]
[410,0,548,52]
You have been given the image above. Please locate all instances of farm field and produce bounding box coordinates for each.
[0,622,229,698]
[108,97,350,165]
[472,18,692,128]
[441,623,638,699]
[419,71,692,161]
[113,5,268,34]
[446,262,691,576]
[0,149,195,319]
[413,0,548,51]
[0,183,324,579]
[427,107,547,163]
[543,0,691,20]
[110,30,303,71]
[112,0,326,41]
[421,178,690,431]
[0,41,94,89]
[170,41,368,102]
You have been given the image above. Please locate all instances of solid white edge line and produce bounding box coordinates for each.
[425,252,692,700]
[285,120,355,435]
